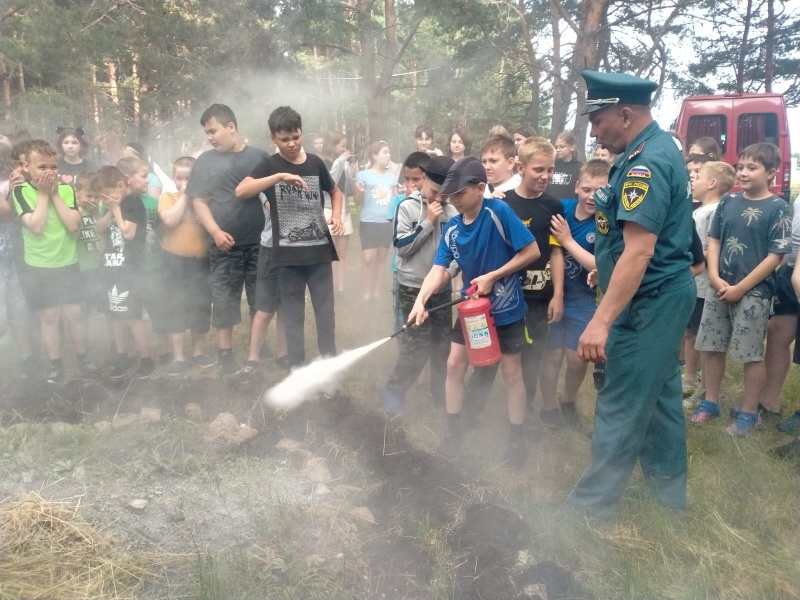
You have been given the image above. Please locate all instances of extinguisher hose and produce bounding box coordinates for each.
[389,284,478,339]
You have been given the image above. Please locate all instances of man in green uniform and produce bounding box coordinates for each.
[567,71,696,520]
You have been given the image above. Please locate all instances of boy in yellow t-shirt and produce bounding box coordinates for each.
[157,157,213,375]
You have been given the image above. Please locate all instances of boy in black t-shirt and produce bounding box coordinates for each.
[186,104,270,374]
[236,106,344,369]
[94,165,154,378]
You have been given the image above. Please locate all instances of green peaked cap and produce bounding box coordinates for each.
[580,70,658,115]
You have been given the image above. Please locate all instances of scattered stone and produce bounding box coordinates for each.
[166,510,186,523]
[522,583,548,600]
[112,413,140,429]
[350,506,375,523]
[94,420,113,432]
[302,457,332,482]
[314,483,332,497]
[128,499,148,511]
[208,413,258,445]
[139,407,162,423]
[50,422,75,435]
[184,403,204,423]
[275,438,303,452]
[332,484,363,497]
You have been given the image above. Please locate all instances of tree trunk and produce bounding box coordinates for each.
[106,60,119,105]
[0,52,10,117]
[765,0,774,92]
[736,0,753,93]
[550,0,566,141]
[91,64,100,123]
[355,0,381,142]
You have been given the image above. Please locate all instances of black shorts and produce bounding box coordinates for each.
[794,312,800,365]
[255,245,280,313]
[772,264,799,317]
[79,268,105,312]
[140,265,170,333]
[451,316,528,355]
[22,263,82,310]
[103,266,144,320]
[162,252,211,334]
[359,221,392,250]
[685,297,705,335]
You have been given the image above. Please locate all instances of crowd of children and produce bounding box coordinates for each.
[1,107,799,466]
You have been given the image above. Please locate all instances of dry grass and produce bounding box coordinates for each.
[0,493,165,600]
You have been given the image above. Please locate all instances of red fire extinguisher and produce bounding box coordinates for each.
[458,285,502,367]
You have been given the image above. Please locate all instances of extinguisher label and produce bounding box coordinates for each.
[464,315,492,349]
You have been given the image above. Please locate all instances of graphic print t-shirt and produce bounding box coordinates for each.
[249,153,338,267]
[560,199,596,305]
[103,193,147,272]
[547,158,582,201]
[357,170,397,223]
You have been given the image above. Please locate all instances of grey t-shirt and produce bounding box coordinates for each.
[709,192,791,298]
[186,145,269,247]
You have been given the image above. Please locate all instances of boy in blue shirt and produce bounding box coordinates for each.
[408,157,540,468]
[539,159,609,428]
[691,143,791,435]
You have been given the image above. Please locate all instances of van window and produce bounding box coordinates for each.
[737,113,779,152]
[687,115,727,155]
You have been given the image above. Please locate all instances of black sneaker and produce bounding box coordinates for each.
[136,358,157,379]
[192,354,215,369]
[769,438,800,460]
[46,367,65,384]
[21,355,38,378]
[540,408,566,428]
[168,360,186,377]
[110,355,133,379]
[503,439,525,469]
[274,355,289,371]
[237,360,259,380]
[560,402,581,430]
[218,350,239,375]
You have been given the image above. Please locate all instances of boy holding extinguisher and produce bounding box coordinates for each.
[408,157,540,468]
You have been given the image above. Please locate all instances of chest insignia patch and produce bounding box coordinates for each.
[627,165,651,179]
[622,180,649,211]
[627,141,645,161]
[596,211,610,235]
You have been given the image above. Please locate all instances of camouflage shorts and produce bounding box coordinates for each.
[208,244,259,329]
[695,291,770,363]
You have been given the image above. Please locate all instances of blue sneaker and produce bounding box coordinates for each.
[726,411,762,436]
[378,385,404,416]
[689,400,720,424]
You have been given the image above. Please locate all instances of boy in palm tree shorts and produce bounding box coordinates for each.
[690,143,791,435]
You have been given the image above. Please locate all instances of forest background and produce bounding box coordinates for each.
[1,0,798,162]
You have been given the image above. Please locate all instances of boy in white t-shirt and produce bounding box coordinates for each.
[682,161,736,405]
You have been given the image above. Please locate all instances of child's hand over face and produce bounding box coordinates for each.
[101,193,121,209]
[78,195,99,212]
[426,199,443,224]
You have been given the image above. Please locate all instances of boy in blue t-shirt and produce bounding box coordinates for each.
[691,143,791,435]
[408,157,540,468]
[539,159,609,429]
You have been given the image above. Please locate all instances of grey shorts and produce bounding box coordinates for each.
[695,290,771,363]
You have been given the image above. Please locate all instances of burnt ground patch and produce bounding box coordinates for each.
[1,376,580,599]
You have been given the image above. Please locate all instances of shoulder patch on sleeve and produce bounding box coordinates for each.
[626,165,651,179]
[621,180,649,211]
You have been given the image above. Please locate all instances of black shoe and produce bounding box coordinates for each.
[168,360,186,377]
[21,355,38,378]
[136,358,157,379]
[540,408,566,428]
[237,360,259,380]
[274,355,289,371]
[438,433,461,459]
[560,402,581,429]
[192,354,215,369]
[110,354,134,379]
[218,350,239,375]
[46,367,65,384]
[769,438,800,460]
[503,439,525,469]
